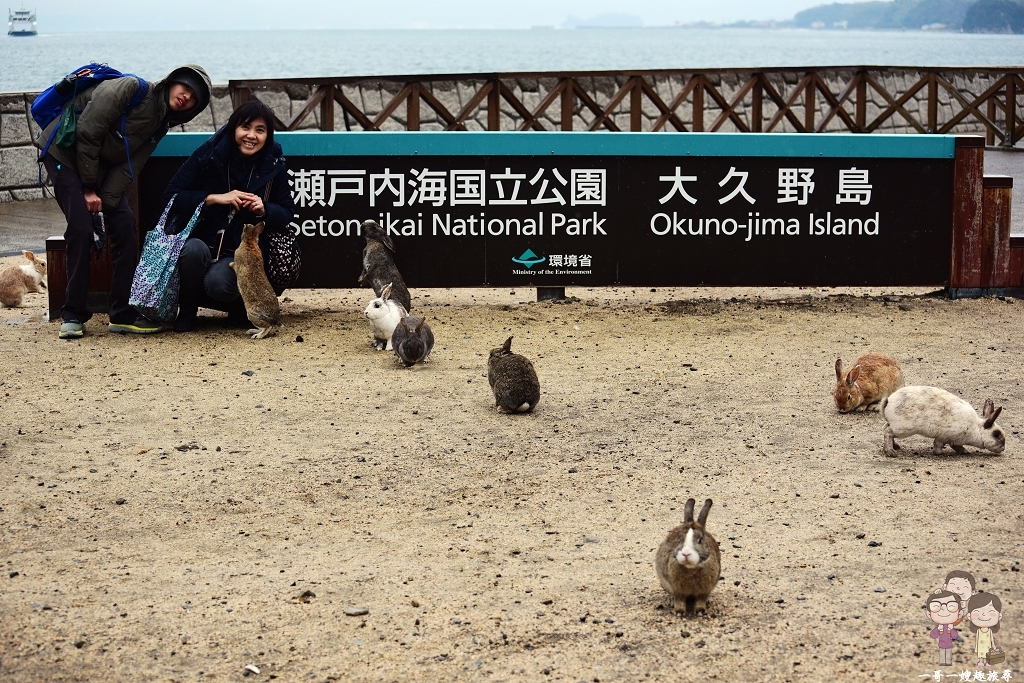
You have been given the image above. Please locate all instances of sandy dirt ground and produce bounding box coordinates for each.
[0,251,1021,683]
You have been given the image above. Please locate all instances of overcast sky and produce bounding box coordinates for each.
[26,0,826,31]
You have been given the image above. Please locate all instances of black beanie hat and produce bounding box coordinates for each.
[166,66,210,113]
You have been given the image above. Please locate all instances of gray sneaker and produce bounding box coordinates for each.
[108,316,162,334]
[58,319,84,339]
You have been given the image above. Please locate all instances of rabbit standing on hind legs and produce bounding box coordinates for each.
[230,222,282,339]
[358,220,412,313]
[655,498,721,615]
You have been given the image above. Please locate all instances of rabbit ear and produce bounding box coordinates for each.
[984,406,1002,429]
[22,250,36,262]
[835,359,844,382]
[253,222,265,235]
[683,498,696,523]
[502,337,513,353]
[848,365,861,384]
[697,499,713,527]
[382,283,393,300]
[983,399,994,418]
[415,318,425,333]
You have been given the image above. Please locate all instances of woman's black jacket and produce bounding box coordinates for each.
[160,127,294,256]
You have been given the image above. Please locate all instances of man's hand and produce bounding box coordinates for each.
[83,188,102,214]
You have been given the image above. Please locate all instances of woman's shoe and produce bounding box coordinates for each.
[173,306,199,332]
[108,316,163,334]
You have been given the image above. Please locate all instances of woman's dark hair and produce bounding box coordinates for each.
[966,592,1002,633]
[225,100,276,152]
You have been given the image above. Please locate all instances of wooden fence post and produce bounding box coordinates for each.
[488,80,500,131]
[630,79,642,132]
[1004,76,1017,148]
[320,85,335,131]
[560,79,573,131]
[231,86,252,111]
[949,136,985,296]
[804,76,815,132]
[751,75,763,133]
[692,77,704,132]
[408,83,420,131]
[980,175,1013,288]
[855,72,866,132]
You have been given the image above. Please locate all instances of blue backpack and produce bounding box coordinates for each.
[32,63,149,180]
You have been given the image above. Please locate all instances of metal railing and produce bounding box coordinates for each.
[230,66,1023,146]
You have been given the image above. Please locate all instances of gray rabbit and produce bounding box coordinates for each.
[391,314,434,367]
[357,220,411,313]
[487,336,540,413]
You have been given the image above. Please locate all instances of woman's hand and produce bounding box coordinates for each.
[241,194,265,217]
[206,190,257,210]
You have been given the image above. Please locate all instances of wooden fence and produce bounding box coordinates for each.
[230,67,1024,146]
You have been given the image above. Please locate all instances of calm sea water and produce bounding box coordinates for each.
[1,27,1022,91]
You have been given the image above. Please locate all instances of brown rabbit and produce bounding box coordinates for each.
[229,223,282,339]
[487,336,540,413]
[654,498,721,615]
[357,220,412,312]
[834,352,904,413]
[0,250,47,308]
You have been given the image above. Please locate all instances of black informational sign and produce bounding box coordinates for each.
[142,133,956,288]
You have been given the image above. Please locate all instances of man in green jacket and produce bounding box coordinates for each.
[36,64,212,339]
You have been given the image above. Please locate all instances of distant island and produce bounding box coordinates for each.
[567,1,1023,33]
[792,0,1024,33]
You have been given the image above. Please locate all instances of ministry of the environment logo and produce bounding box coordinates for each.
[512,249,546,269]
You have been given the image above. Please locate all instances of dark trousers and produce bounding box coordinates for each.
[177,238,245,314]
[43,156,138,324]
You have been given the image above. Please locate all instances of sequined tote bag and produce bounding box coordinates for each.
[129,195,203,323]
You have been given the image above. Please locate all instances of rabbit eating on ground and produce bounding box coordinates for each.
[834,352,905,413]
[0,250,47,308]
[230,223,282,339]
[487,336,540,413]
[655,498,721,615]
[881,386,1005,456]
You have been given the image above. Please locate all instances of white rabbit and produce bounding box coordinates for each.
[881,386,1005,457]
[364,283,407,351]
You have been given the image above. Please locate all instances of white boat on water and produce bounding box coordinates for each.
[8,7,37,36]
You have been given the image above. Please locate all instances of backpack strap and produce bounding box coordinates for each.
[117,76,149,182]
